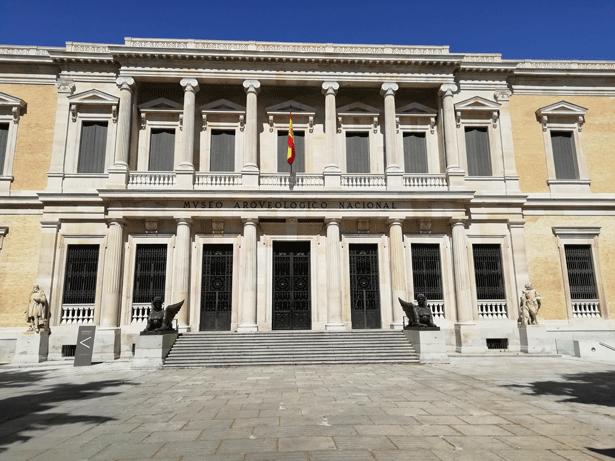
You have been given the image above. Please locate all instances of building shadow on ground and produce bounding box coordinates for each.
[0,368,135,453]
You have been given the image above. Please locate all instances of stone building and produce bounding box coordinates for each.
[0,38,614,362]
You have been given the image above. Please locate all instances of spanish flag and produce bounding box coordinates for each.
[287,112,295,166]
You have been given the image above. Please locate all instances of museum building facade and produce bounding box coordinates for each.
[0,38,614,361]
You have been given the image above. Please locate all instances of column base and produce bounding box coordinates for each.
[12,331,49,364]
[324,165,341,189]
[446,168,466,191]
[404,328,449,364]
[107,164,129,188]
[389,321,404,330]
[237,323,258,333]
[386,169,404,190]
[132,332,178,369]
[93,328,121,362]
[175,169,194,189]
[519,325,554,354]
[325,322,346,331]
[455,323,488,354]
[241,164,260,188]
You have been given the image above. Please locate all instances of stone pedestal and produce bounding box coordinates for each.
[92,328,120,362]
[455,323,487,354]
[132,333,178,369]
[519,325,554,354]
[12,331,49,364]
[404,328,449,364]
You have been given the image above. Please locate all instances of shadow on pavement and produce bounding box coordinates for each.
[503,371,615,407]
[0,368,134,452]
[587,448,615,459]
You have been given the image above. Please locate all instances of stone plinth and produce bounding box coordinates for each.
[455,323,488,354]
[92,328,120,362]
[519,325,554,354]
[12,331,49,364]
[132,332,177,369]
[404,328,449,364]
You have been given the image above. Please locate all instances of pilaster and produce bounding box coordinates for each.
[46,80,75,192]
[495,90,520,193]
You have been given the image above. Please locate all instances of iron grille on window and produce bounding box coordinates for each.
[62,244,99,304]
[565,245,598,299]
[133,244,167,303]
[473,244,505,300]
[411,244,443,300]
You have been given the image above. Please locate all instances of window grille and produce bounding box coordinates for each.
[133,244,167,303]
[62,345,76,357]
[565,244,597,299]
[473,244,505,300]
[465,127,492,176]
[77,121,108,173]
[411,243,443,301]
[210,129,235,172]
[486,338,508,350]
[551,131,579,180]
[62,244,99,304]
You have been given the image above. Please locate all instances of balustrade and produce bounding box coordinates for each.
[260,173,324,188]
[60,305,95,324]
[131,303,151,323]
[429,301,445,320]
[341,174,386,189]
[128,172,176,187]
[572,300,601,318]
[477,301,508,319]
[403,174,447,189]
[195,173,242,188]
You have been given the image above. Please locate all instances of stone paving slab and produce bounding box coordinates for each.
[0,356,614,460]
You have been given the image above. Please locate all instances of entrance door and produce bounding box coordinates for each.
[200,244,233,331]
[349,244,382,329]
[272,241,311,330]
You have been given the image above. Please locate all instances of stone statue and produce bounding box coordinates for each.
[141,297,184,334]
[26,285,50,333]
[399,294,439,329]
[518,282,541,326]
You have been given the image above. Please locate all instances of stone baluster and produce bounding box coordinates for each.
[238,218,258,332]
[177,79,199,189]
[322,81,341,188]
[439,83,465,189]
[388,219,406,328]
[242,80,260,187]
[325,218,344,330]
[172,218,192,330]
[109,77,135,186]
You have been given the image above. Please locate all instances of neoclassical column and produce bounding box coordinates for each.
[172,218,192,329]
[177,79,199,188]
[388,219,406,328]
[451,220,473,322]
[325,218,344,330]
[439,83,465,189]
[242,80,260,187]
[238,218,258,332]
[47,80,75,192]
[322,82,341,187]
[381,83,401,174]
[100,219,124,327]
[109,76,135,186]
[495,90,520,193]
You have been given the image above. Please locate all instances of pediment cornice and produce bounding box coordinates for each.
[337,102,380,117]
[68,89,119,105]
[200,99,245,114]
[138,97,183,112]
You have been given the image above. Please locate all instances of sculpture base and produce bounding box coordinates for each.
[92,328,120,362]
[12,331,49,364]
[519,325,554,354]
[455,323,488,354]
[404,328,449,364]
[140,329,178,336]
[132,333,178,369]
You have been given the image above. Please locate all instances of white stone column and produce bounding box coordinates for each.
[46,80,75,192]
[439,83,465,189]
[109,77,135,186]
[508,220,529,322]
[177,78,199,189]
[388,219,406,328]
[451,220,473,322]
[172,218,192,330]
[322,81,341,188]
[100,220,124,328]
[325,218,344,330]
[238,218,258,332]
[495,90,520,193]
[381,83,403,189]
[242,80,260,187]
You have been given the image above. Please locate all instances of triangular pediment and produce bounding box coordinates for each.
[536,101,588,117]
[396,102,437,117]
[454,96,500,112]
[68,89,119,105]
[0,91,26,108]
[337,102,380,116]
[266,100,316,115]
[200,99,245,113]
[139,97,183,111]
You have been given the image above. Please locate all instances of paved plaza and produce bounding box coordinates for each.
[0,355,614,460]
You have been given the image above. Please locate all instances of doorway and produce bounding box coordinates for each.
[272,241,311,330]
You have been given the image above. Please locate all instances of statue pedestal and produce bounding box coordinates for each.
[92,328,121,362]
[12,331,49,364]
[132,332,178,369]
[455,323,488,354]
[404,328,449,364]
[519,325,553,354]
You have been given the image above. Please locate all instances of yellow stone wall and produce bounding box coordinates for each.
[510,95,615,194]
[0,215,42,327]
[524,215,615,320]
[0,84,56,191]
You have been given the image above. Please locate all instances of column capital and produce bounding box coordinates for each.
[380,82,399,97]
[55,79,75,94]
[494,89,512,102]
[439,83,458,97]
[106,218,125,227]
[243,79,261,94]
[180,78,200,93]
[449,218,467,229]
[176,217,193,226]
[321,81,339,95]
[324,217,342,225]
[242,217,259,226]
[386,218,404,227]
[116,76,135,92]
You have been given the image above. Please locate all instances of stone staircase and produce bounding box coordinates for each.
[163,330,419,367]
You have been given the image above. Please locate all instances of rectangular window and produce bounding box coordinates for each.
[473,244,505,299]
[77,121,108,174]
[210,130,235,172]
[403,132,428,173]
[564,244,597,299]
[411,243,443,300]
[133,244,167,303]
[551,131,579,180]
[346,132,370,173]
[0,123,8,174]
[278,130,305,172]
[62,245,99,304]
[149,129,175,171]
[465,127,492,176]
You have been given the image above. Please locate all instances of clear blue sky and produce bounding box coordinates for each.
[3,0,614,60]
